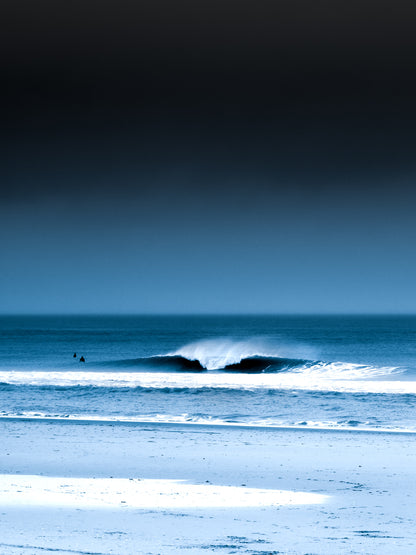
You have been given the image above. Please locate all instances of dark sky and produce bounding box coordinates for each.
[1,0,416,313]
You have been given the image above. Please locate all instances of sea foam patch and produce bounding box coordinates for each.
[0,475,328,508]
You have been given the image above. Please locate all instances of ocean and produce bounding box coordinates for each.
[1,315,415,433]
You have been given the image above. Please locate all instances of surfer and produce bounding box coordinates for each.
[73,353,77,358]
[79,356,85,362]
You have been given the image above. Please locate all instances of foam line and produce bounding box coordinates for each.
[0,371,414,394]
[1,413,415,433]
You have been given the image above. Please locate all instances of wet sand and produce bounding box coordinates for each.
[0,418,415,554]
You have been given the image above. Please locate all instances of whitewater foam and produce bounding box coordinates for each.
[292,360,400,379]
[0,370,412,394]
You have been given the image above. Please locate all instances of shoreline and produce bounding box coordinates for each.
[1,414,415,435]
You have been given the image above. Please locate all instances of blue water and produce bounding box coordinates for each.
[0,315,415,432]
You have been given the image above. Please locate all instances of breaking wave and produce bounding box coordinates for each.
[105,354,307,373]
[95,339,400,380]
[170,339,309,370]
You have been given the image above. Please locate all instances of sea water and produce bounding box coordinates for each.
[0,315,415,433]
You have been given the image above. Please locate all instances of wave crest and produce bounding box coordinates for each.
[170,339,296,370]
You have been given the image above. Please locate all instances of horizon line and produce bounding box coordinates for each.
[0,312,416,317]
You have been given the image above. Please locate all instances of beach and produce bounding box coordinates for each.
[0,418,415,554]
[4,0,416,546]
